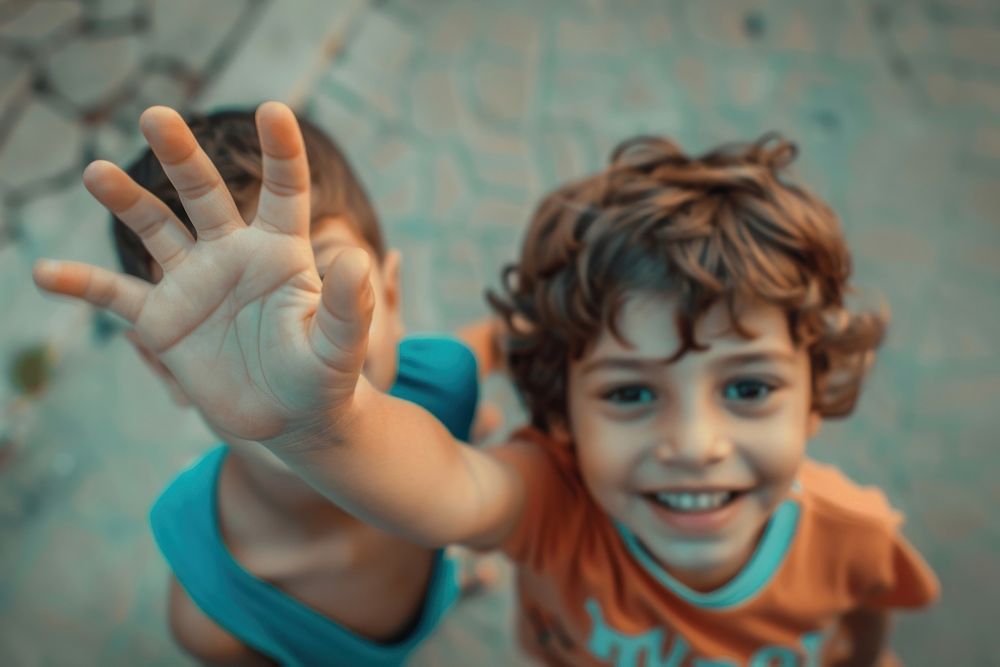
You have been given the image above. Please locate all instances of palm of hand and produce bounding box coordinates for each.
[33,103,373,446]
[141,227,329,441]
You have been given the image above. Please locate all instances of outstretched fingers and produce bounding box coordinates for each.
[33,260,150,324]
[83,160,194,273]
[309,247,374,377]
[253,102,311,238]
[139,106,244,240]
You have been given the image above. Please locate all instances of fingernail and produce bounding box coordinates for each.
[34,259,56,276]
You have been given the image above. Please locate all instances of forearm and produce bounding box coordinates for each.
[829,608,891,667]
[261,378,520,548]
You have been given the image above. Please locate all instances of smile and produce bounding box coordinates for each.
[643,489,749,534]
[653,490,736,512]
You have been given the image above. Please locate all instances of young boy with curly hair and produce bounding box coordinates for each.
[35,103,937,666]
[42,106,499,666]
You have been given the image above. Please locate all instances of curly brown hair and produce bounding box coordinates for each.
[113,109,384,282]
[489,133,887,431]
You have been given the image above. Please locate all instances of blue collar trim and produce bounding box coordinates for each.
[615,492,801,610]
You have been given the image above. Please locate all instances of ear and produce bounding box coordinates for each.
[379,249,404,337]
[380,249,401,309]
[123,330,192,407]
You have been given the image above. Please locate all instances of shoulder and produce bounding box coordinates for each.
[794,459,938,609]
[796,459,901,534]
[393,335,479,441]
[491,429,601,566]
[397,334,478,377]
[493,427,584,489]
[151,446,228,527]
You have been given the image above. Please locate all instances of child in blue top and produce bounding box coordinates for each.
[48,107,500,666]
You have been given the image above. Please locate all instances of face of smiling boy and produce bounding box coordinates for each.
[567,292,820,592]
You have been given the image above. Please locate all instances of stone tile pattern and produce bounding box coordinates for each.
[0,1,269,665]
[0,0,268,243]
[1,0,999,665]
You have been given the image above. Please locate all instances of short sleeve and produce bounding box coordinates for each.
[391,335,479,442]
[798,460,940,612]
[490,430,592,569]
[863,531,940,610]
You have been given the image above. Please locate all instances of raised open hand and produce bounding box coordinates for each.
[33,103,374,446]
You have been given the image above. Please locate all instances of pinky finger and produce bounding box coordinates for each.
[33,259,150,325]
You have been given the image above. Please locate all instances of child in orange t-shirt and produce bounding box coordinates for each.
[35,104,937,666]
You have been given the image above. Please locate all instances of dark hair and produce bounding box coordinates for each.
[112,109,384,281]
[489,133,887,431]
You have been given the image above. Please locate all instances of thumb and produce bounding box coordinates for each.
[309,247,375,378]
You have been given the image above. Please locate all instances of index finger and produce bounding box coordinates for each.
[139,106,245,240]
[253,102,311,238]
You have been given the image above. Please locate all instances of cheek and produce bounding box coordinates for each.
[577,444,627,513]
[363,353,397,392]
[738,413,809,482]
[573,419,641,498]
[568,381,644,501]
[361,303,400,391]
[366,345,397,389]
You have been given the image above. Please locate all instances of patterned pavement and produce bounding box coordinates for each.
[1,1,999,665]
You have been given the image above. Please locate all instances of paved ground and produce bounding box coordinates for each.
[1,0,999,665]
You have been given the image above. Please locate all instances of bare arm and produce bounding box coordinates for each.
[32,103,524,550]
[827,608,892,667]
[285,379,525,547]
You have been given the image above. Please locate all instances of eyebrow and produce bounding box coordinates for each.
[580,349,797,375]
[580,357,667,375]
[711,351,798,370]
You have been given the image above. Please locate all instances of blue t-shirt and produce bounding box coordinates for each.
[150,336,479,666]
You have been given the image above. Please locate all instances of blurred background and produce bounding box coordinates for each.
[1,0,998,664]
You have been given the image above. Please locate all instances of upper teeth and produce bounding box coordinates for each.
[655,491,732,511]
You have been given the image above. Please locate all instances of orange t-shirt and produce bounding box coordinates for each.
[494,428,939,667]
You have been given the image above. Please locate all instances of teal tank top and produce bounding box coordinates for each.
[150,336,479,666]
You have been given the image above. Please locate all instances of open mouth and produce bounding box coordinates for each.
[646,490,746,513]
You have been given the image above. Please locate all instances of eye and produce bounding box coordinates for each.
[723,379,776,402]
[601,385,656,405]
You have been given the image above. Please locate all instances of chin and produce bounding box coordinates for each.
[645,537,753,591]
[649,533,742,569]
[633,509,761,578]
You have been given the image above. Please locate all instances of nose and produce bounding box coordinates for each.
[654,400,732,467]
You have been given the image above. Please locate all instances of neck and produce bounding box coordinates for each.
[662,549,753,593]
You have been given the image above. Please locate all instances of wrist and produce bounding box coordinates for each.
[261,376,376,455]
